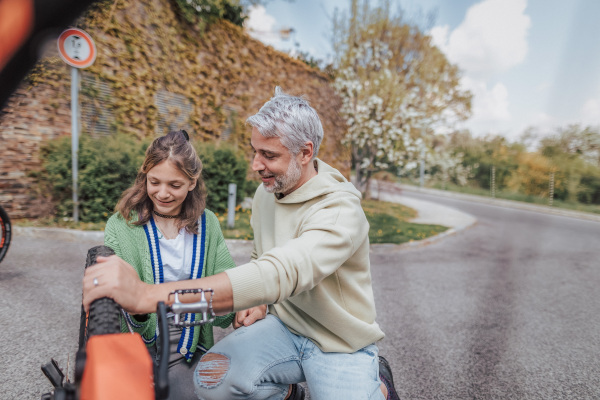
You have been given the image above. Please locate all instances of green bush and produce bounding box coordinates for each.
[243,178,260,198]
[578,172,600,204]
[38,134,149,222]
[196,142,249,213]
[38,134,251,221]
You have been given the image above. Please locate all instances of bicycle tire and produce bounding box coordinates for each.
[80,245,121,343]
[0,205,11,264]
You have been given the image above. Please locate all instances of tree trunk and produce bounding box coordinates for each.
[354,159,363,191]
[363,169,372,200]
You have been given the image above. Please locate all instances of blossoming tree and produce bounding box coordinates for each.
[333,0,471,196]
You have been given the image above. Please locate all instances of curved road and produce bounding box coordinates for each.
[1,192,599,399]
[373,191,600,399]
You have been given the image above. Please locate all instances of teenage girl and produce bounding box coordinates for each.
[102,130,238,399]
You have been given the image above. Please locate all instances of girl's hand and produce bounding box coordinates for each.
[233,305,268,329]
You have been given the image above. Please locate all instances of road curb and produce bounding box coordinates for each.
[14,223,471,251]
[13,187,478,250]
[370,219,477,252]
[12,226,105,242]
[12,226,253,248]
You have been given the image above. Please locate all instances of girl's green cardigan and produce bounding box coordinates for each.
[104,209,235,360]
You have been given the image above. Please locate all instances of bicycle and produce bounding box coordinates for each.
[0,204,11,264]
[41,245,216,400]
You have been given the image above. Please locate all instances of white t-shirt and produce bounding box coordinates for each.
[158,229,195,282]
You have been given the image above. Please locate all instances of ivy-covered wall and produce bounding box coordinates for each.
[0,0,349,219]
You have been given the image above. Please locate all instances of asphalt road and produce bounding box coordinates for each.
[2,192,600,399]
[372,191,600,399]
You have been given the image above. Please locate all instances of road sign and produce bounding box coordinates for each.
[57,27,97,222]
[57,28,96,68]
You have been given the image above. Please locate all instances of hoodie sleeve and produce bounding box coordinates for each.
[225,193,369,311]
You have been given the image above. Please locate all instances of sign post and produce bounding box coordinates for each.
[57,28,96,222]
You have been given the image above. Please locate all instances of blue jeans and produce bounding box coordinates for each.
[194,314,385,400]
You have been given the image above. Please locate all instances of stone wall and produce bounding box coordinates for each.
[0,0,349,219]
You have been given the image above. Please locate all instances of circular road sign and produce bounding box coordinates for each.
[57,28,96,68]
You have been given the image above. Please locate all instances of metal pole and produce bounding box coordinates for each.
[71,67,79,222]
[227,183,237,228]
[491,165,496,198]
[419,147,425,188]
[549,172,555,206]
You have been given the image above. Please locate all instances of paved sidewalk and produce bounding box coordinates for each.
[368,180,477,250]
[374,183,476,230]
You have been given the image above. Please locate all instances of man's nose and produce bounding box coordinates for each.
[252,154,264,172]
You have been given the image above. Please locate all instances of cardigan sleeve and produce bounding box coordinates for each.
[104,214,122,257]
[104,213,157,344]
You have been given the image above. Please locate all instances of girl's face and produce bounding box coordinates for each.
[146,159,196,216]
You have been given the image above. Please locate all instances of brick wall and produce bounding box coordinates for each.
[0,0,349,219]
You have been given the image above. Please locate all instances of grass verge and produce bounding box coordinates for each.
[361,199,448,244]
[217,200,447,245]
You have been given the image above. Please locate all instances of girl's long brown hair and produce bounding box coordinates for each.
[116,130,206,234]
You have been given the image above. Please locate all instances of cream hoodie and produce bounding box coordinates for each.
[225,159,385,353]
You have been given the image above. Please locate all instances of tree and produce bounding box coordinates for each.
[419,132,473,187]
[506,152,562,199]
[539,124,600,167]
[538,124,600,203]
[332,0,471,196]
[173,0,294,29]
[449,131,522,191]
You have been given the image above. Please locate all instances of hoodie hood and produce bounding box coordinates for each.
[272,158,361,204]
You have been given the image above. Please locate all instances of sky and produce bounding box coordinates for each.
[244,0,600,142]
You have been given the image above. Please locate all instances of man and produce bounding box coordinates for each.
[83,87,399,400]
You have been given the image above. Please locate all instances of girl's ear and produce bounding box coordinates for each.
[189,178,197,191]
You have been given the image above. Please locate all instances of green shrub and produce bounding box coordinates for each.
[578,173,600,204]
[38,134,250,221]
[196,142,249,213]
[38,134,149,222]
[243,178,260,198]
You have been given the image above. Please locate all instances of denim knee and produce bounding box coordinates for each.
[194,352,231,399]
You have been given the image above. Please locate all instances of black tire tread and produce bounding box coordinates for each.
[88,298,121,336]
[83,245,121,339]
[0,205,11,264]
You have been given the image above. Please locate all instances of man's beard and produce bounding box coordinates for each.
[261,158,302,195]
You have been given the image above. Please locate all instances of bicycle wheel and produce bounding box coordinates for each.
[0,205,11,264]
[79,245,121,346]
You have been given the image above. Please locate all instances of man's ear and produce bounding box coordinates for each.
[300,141,314,165]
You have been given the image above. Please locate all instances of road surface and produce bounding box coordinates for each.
[1,191,599,399]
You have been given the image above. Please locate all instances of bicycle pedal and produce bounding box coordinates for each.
[168,289,216,327]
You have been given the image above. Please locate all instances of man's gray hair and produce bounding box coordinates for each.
[247,87,324,158]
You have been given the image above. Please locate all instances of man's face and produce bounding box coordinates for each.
[250,127,303,195]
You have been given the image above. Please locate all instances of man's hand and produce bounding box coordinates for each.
[83,255,151,313]
[233,305,268,329]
